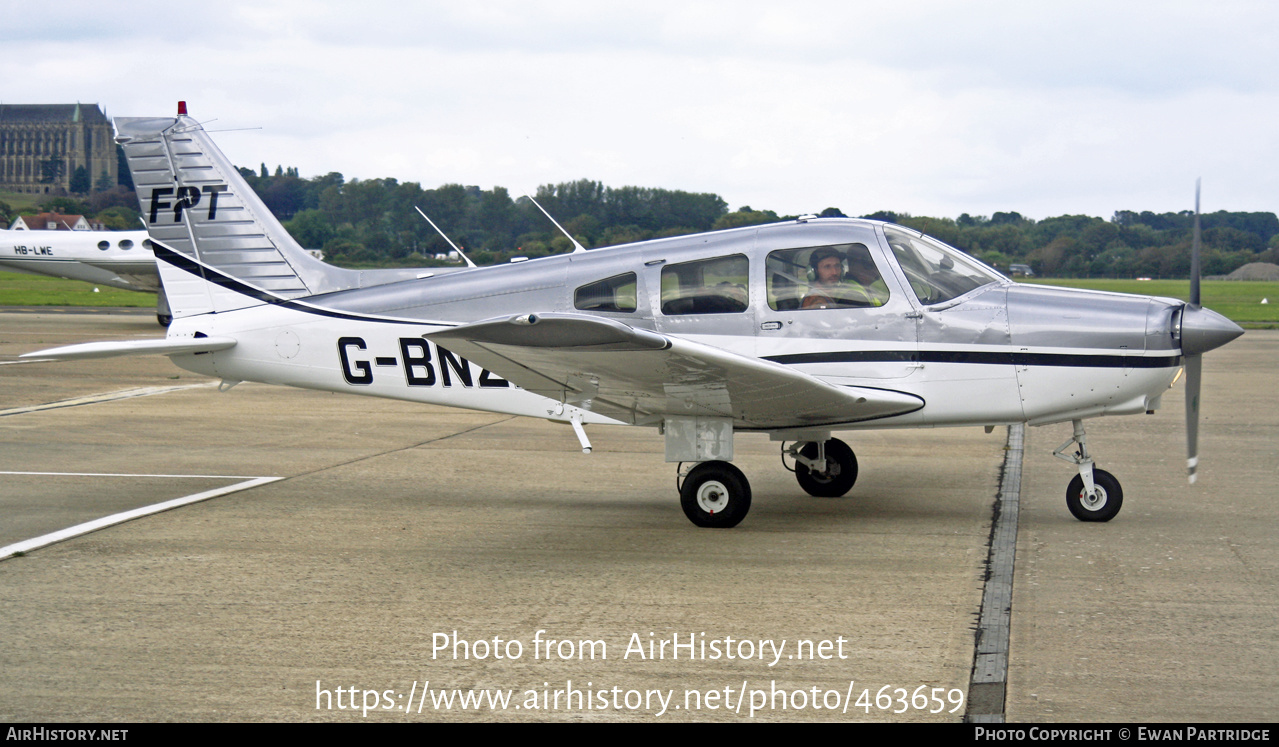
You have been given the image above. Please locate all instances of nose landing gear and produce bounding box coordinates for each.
[1054,420,1124,522]
[1066,469,1123,521]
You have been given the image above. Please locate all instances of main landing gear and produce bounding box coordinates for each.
[1054,420,1124,522]
[675,438,859,528]
[786,438,858,497]
[679,461,752,528]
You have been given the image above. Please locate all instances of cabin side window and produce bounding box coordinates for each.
[766,244,890,311]
[660,254,749,315]
[574,272,637,313]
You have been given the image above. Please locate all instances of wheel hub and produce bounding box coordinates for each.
[696,480,730,514]
[1079,485,1108,511]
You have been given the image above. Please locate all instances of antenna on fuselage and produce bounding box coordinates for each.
[525,195,587,254]
[414,206,477,268]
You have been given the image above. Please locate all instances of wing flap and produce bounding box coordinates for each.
[426,314,922,428]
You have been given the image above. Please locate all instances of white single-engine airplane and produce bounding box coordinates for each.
[2,220,430,328]
[24,107,1244,528]
[0,226,170,319]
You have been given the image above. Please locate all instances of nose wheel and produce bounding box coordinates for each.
[1066,468,1123,522]
[1055,420,1125,522]
[679,461,752,528]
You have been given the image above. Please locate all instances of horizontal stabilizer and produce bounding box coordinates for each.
[21,337,236,362]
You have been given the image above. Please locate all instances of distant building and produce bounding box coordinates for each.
[10,211,95,231]
[0,104,118,195]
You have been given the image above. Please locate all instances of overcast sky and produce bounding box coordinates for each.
[5,0,1276,221]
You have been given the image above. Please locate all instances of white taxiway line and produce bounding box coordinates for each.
[0,382,218,417]
[0,472,282,561]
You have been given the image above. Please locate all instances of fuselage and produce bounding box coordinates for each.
[164,218,1193,432]
[0,228,157,292]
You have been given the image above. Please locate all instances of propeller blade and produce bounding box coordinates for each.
[1184,352,1202,484]
[1184,179,1207,484]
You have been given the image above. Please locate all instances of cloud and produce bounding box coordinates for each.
[4,1,1276,219]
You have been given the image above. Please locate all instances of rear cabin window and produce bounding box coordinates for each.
[766,243,890,311]
[660,255,749,315]
[574,272,637,313]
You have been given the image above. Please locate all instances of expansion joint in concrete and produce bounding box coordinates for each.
[965,423,1024,723]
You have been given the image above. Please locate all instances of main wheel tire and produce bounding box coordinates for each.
[1066,468,1123,522]
[680,461,752,528]
[795,439,858,497]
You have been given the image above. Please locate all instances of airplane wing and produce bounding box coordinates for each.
[78,259,163,292]
[21,337,236,362]
[78,259,158,276]
[424,313,923,429]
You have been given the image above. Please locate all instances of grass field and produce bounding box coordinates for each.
[0,270,155,307]
[2,269,1276,326]
[0,191,46,213]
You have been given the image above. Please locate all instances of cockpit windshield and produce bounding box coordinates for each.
[883,226,1006,306]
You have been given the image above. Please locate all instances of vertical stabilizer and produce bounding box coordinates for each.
[115,110,365,316]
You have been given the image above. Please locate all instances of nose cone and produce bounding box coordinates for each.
[1181,305,1244,356]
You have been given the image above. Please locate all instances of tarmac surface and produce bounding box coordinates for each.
[0,310,1275,722]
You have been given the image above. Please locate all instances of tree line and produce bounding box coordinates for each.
[866,209,1279,278]
[240,171,731,267]
[6,166,1277,278]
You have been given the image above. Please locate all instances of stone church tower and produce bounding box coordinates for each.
[0,103,118,195]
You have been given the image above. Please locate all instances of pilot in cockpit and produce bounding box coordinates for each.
[801,244,888,309]
[845,245,889,306]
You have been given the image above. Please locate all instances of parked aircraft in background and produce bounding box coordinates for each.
[24,107,1244,528]
[0,227,172,321]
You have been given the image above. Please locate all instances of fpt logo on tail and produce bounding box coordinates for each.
[148,185,228,223]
